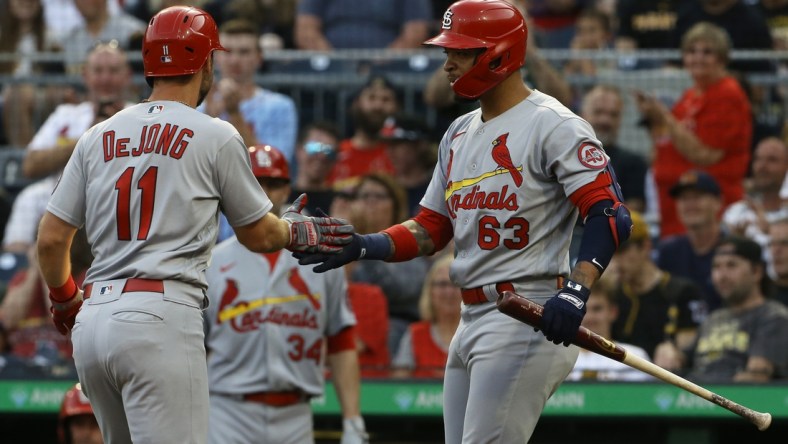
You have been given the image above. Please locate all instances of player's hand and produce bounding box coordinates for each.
[294,233,365,273]
[538,280,590,346]
[341,416,369,444]
[282,194,354,254]
[49,289,84,336]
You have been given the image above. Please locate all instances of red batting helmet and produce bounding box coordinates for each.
[424,0,527,99]
[249,145,290,181]
[142,6,226,83]
[58,383,94,444]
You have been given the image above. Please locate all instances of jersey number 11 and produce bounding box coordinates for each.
[115,166,158,241]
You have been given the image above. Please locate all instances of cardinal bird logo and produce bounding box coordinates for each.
[289,268,321,310]
[491,133,523,187]
[217,279,240,323]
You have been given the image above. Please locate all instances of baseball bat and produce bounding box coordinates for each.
[496,291,772,431]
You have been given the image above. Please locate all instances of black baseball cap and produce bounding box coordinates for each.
[668,170,721,198]
[379,114,430,142]
[714,236,764,266]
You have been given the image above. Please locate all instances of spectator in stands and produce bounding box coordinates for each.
[327,186,391,377]
[671,0,774,74]
[636,22,752,238]
[392,253,460,379]
[563,8,615,79]
[348,173,431,355]
[59,0,145,74]
[379,114,435,217]
[683,237,788,383]
[3,45,131,253]
[44,0,124,40]
[657,170,726,312]
[525,0,586,49]
[0,0,63,148]
[722,137,788,247]
[202,19,298,162]
[328,75,399,191]
[759,0,788,51]
[616,0,680,51]
[294,0,431,49]
[567,275,653,381]
[610,210,704,370]
[767,218,788,307]
[580,85,648,212]
[0,228,91,374]
[0,320,47,379]
[289,121,341,216]
[58,383,103,444]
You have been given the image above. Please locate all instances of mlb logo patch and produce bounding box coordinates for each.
[99,285,113,295]
[148,105,163,114]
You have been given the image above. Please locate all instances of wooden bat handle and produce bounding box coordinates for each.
[496,291,773,431]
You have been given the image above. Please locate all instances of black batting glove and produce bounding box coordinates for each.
[294,233,365,273]
[538,280,590,346]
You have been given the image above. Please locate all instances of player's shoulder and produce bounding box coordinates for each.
[49,101,94,119]
[445,108,481,138]
[527,90,583,123]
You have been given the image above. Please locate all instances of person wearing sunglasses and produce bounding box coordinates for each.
[289,121,341,216]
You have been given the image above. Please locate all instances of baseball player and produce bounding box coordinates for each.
[59,383,102,444]
[35,6,352,444]
[297,1,631,442]
[205,145,367,444]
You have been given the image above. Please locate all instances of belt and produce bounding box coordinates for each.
[243,390,308,407]
[460,277,565,305]
[460,282,515,305]
[83,278,165,299]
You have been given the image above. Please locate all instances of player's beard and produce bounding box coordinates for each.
[196,68,214,107]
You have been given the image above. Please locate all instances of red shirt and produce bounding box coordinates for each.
[410,321,448,379]
[652,76,752,237]
[347,282,390,378]
[328,139,394,191]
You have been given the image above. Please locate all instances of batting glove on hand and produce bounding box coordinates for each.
[294,233,365,273]
[538,280,590,346]
[341,416,369,444]
[49,290,83,336]
[282,194,354,254]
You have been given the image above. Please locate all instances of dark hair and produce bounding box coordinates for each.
[298,120,341,144]
[0,0,47,74]
[220,19,261,39]
[578,8,612,34]
[357,173,409,227]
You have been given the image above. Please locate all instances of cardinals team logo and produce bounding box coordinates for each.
[491,133,523,187]
[441,9,454,29]
[577,142,607,169]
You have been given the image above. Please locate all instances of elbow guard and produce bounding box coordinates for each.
[585,201,633,247]
[577,200,633,272]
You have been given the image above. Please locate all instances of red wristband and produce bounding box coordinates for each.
[383,224,420,262]
[49,276,78,303]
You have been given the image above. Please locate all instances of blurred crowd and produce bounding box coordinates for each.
[1,0,788,389]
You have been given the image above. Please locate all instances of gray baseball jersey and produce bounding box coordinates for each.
[205,237,356,396]
[47,101,271,302]
[60,100,273,444]
[425,91,607,443]
[421,90,608,288]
